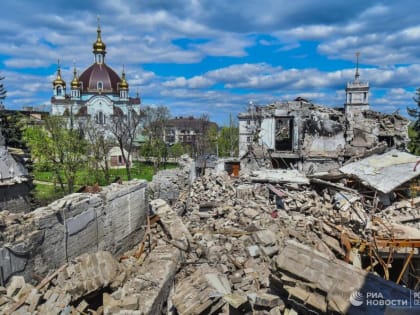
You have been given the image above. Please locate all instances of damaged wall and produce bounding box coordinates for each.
[0,133,32,213]
[0,182,31,213]
[346,110,409,157]
[149,154,195,204]
[0,179,148,284]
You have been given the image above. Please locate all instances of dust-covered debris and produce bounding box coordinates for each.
[1,156,419,314]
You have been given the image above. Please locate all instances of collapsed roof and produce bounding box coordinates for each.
[340,149,420,194]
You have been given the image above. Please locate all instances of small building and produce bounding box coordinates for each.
[108,146,131,169]
[163,117,218,146]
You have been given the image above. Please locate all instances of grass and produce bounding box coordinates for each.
[33,183,66,205]
[32,161,178,203]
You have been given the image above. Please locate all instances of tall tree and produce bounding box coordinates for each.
[202,114,238,157]
[23,116,87,193]
[0,111,26,149]
[142,105,170,140]
[84,118,113,184]
[194,113,214,157]
[206,124,219,156]
[141,105,171,169]
[168,142,187,159]
[407,88,420,155]
[0,75,6,105]
[109,105,143,180]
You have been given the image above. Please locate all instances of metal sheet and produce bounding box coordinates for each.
[340,149,420,193]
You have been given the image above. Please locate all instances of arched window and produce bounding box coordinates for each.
[56,86,62,96]
[97,81,103,91]
[120,90,127,99]
[96,111,105,125]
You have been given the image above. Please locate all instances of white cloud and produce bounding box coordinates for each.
[1,0,420,123]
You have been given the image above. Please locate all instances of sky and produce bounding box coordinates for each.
[0,0,420,125]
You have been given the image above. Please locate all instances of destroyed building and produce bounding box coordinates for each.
[238,64,409,174]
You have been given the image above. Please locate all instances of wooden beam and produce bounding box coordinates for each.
[396,249,415,284]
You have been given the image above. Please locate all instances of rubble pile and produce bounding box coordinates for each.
[381,198,420,229]
[0,167,418,314]
[0,251,125,314]
[169,173,418,314]
[0,199,186,315]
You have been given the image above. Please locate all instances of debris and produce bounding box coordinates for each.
[1,154,419,315]
[250,169,309,185]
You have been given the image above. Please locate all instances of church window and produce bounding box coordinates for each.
[96,111,106,124]
[97,81,103,90]
[56,86,62,96]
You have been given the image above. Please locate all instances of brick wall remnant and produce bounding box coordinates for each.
[0,179,148,284]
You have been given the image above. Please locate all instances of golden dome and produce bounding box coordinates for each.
[119,67,129,90]
[53,63,66,87]
[93,25,106,54]
[70,66,80,89]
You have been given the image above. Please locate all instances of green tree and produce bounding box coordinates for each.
[218,114,239,157]
[141,105,170,141]
[194,113,213,157]
[140,105,171,168]
[407,88,420,155]
[110,106,143,180]
[84,119,113,185]
[0,111,26,148]
[205,124,219,156]
[23,116,87,194]
[0,75,6,105]
[141,138,167,172]
[168,142,186,159]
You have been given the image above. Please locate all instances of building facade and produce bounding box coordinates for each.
[162,117,218,146]
[50,22,140,125]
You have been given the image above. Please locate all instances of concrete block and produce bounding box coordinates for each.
[254,292,283,308]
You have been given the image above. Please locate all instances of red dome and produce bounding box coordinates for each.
[79,63,121,94]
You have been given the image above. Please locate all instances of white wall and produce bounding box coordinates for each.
[259,118,275,149]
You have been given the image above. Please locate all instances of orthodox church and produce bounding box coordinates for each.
[50,22,140,124]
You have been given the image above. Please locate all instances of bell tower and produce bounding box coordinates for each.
[345,52,369,115]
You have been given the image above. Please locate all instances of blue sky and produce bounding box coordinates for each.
[1,0,420,125]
